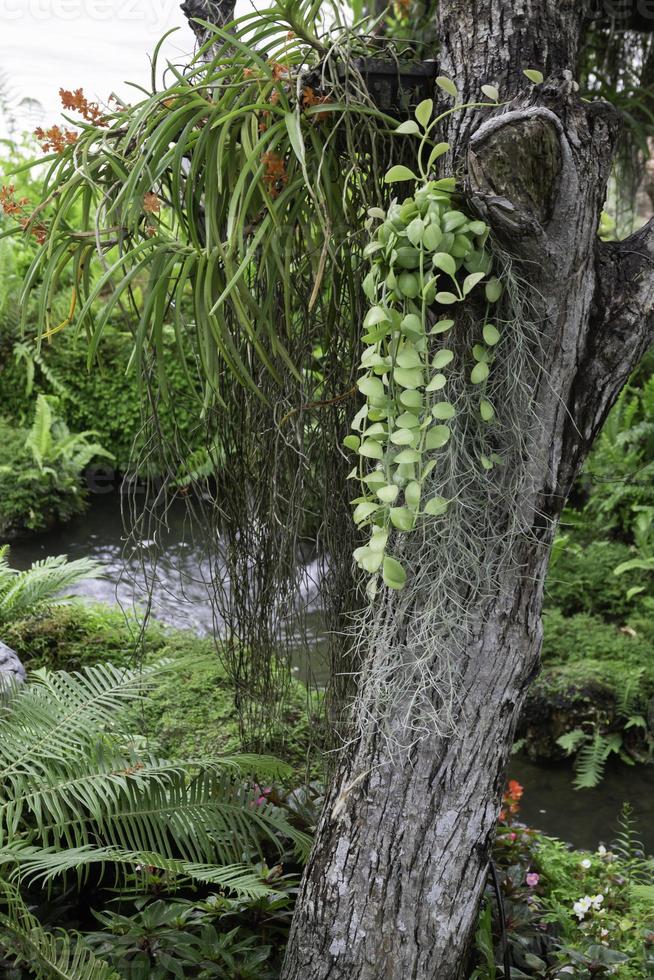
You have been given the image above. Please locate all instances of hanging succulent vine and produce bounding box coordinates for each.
[346,90,504,592]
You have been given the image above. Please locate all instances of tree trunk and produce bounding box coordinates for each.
[281,4,654,979]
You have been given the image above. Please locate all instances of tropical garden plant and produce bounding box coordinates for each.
[0,658,310,978]
[5,0,654,974]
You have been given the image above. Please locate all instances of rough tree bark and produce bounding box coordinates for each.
[177,0,654,975]
[278,4,654,980]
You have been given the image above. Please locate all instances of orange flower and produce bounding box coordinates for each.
[1,186,47,243]
[302,86,332,121]
[59,87,106,126]
[143,192,161,214]
[261,151,288,198]
[34,125,77,153]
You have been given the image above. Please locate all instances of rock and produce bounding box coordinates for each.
[0,641,26,683]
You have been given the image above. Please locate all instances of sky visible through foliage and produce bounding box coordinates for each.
[0,0,261,138]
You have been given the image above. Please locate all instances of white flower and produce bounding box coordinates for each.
[597,844,607,857]
[580,858,592,869]
[600,927,609,938]
[573,895,592,920]
[591,893,604,910]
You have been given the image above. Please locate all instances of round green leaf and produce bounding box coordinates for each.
[399,389,424,409]
[385,165,418,183]
[359,439,384,459]
[394,367,424,389]
[426,373,447,392]
[432,349,454,369]
[395,120,420,135]
[422,223,443,251]
[430,318,454,335]
[354,545,384,573]
[436,76,458,99]
[485,278,503,303]
[353,501,379,524]
[390,427,417,446]
[343,434,360,451]
[415,98,434,128]
[357,376,385,399]
[407,217,425,247]
[390,507,415,531]
[393,448,421,464]
[432,252,457,276]
[463,272,485,295]
[481,84,499,101]
[424,496,449,516]
[401,313,424,338]
[377,484,399,503]
[435,291,460,305]
[432,402,456,420]
[470,361,490,385]
[425,425,451,450]
[480,399,495,422]
[483,323,500,345]
[523,68,544,85]
[383,556,407,590]
[364,305,390,327]
[405,481,421,508]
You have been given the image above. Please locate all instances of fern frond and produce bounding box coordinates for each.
[0,550,102,625]
[0,878,118,980]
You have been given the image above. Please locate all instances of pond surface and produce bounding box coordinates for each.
[8,492,654,853]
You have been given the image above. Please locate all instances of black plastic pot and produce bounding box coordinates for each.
[350,58,438,117]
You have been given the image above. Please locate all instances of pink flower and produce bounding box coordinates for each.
[526,872,540,887]
[253,784,272,807]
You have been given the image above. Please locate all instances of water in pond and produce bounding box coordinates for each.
[7,492,654,852]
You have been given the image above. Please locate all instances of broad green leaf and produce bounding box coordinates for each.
[422,224,443,251]
[353,501,379,524]
[395,120,420,135]
[432,252,457,276]
[483,323,500,345]
[399,389,424,409]
[470,361,490,384]
[435,291,459,305]
[443,211,467,232]
[357,376,385,399]
[396,346,422,369]
[424,496,449,516]
[415,98,434,128]
[370,529,389,552]
[377,484,399,503]
[383,556,407,590]
[485,278,503,303]
[463,272,485,295]
[396,412,421,428]
[427,142,450,170]
[523,68,544,85]
[359,439,384,459]
[430,318,454,334]
[390,507,416,531]
[481,84,499,101]
[432,349,454,369]
[385,165,418,183]
[407,217,425,246]
[480,399,494,422]
[401,313,424,337]
[436,76,458,99]
[390,428,417,446]
[405,481,421,508]
[426,373,447,392]
[425,425,451,450]
[393,448,421,464]
[364,305,390,327]
[354,545,384,573]
[394,367,424,389]
[343,435,360,451]
[432,402,456,420]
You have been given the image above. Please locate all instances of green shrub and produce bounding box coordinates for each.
[0,396,111,538]
[541,608,654,671]
[4,603,323,776]
[544,540,648,620]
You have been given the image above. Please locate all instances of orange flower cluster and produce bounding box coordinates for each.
[499,778,524,822]
[143,192,161,214]
[261,151,288,198]
[0,185,47,244]
[34,125,78,153]
[393,0,411,15]
[302,85,332,121]
[59,87,106,126]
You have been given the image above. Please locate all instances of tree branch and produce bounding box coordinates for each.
[180,0,235,41]
[559,218,654,493]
